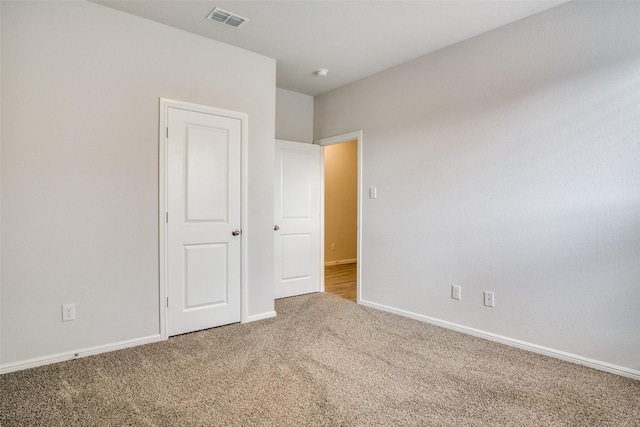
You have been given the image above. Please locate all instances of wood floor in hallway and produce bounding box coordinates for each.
[324,263,357,302]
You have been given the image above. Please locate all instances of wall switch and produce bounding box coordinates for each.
[451,285,461,300]
[62,304,76,321]
[369,187,377,199]
[484,292,495,307]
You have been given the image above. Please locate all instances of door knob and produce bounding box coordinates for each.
[274,225,280,231]
[232,229,241,236]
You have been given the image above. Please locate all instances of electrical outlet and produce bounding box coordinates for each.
[331,243,336,251]
[62,304,76,321]
[484,292,495,307]
[451,285,461,300]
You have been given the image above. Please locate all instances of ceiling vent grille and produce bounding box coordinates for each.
[206,8,249,29]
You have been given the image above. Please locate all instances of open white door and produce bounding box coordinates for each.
[166,105,242,336]
[274,140,321,299]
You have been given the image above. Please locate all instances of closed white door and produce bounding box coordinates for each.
[274,140,321,299]
[167,106,241,336]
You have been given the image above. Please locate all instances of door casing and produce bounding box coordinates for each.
[159,98,249,340]
[315,131,363,303]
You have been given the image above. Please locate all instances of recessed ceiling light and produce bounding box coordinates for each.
[314,69,329,77]
[206,7,249,29]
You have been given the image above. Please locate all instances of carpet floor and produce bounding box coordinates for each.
[1,293,639,426]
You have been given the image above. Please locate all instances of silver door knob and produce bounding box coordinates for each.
[274,225,280,231]
[232,229,241,236]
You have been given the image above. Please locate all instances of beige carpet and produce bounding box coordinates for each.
[1,293,639,426]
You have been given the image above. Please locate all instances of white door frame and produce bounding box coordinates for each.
[314,130,363,303]
[158,98,249,340]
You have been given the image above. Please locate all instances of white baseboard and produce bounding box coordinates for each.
[359,299,640,381]
[0,334,164,375]
[324,258,357,266]
[2,311,278,374]
[244,311,277,323]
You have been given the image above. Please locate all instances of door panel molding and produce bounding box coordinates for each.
[274,140,321,299]
[159,98,248,340]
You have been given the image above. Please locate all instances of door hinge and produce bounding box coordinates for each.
[165,212,168,223]
[166,127,169,138]
[166,297,169,308]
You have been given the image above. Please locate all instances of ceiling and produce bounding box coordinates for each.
[93,1,567,96]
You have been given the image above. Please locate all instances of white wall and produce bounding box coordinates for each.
[276,88,314,143]
[1,1,275,367]
[315,1,640,375]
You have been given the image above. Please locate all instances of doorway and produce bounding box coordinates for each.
[315,131,363,303]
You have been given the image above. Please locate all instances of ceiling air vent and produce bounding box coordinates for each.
[206,7,249,29]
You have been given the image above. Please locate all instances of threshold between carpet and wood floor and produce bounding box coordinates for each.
[1,293,638,426]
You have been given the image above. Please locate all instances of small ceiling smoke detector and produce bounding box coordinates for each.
[314,69,329,77]
[206,7,249,29]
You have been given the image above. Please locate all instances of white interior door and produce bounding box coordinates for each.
[274,140,321,299]
[167,106,242,336]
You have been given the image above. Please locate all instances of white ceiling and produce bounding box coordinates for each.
[93,1,567,96]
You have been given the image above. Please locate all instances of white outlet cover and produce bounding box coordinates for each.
[62,304,76,321]
[451,285,461,300]
[484,292,495,307]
